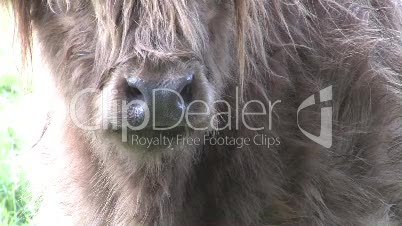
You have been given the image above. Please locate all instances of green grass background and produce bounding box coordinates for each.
[0,8,35,226]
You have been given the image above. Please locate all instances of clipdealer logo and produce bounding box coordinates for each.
[69,86,333,149]
[297,86,333,148]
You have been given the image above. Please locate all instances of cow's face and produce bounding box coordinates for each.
[35,0,237,153]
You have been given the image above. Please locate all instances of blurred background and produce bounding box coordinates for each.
[0,7,43,226]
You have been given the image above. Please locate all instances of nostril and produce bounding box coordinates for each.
[126,81,144,101]
[178,74,194,104]
[180,83,192,104]
[128,87,143,100]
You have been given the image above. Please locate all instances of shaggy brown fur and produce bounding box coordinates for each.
[4,0,402,225]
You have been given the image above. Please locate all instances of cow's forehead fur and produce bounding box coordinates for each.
[17,0,402,79]
[8,0,402,97]
[45,0,227,59]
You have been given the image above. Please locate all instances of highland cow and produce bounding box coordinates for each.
[4,0,402,225]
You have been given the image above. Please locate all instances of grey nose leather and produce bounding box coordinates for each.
[125,74,193,128]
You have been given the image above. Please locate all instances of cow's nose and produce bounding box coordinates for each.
[125,74,193,128]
